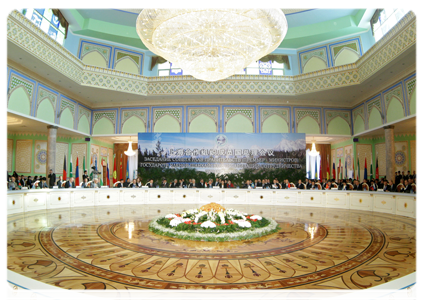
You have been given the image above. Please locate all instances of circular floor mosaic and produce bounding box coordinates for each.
[7,205,415,290]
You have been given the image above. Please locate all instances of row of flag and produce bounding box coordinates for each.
[61,153,130,186]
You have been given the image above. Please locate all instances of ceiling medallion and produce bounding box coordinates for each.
[136,9,288,81]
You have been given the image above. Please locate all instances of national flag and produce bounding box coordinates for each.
[353,157,355,180]
[126,156,130,179]
[319,159,323,181]
[326,155,330,180]
[75,157,79,186]
[63,155,67,180]
[107,162,110,186]
[357,158,360,181]
[376,157,379,179]
[338,159,342,180]
[370,162,373,180]
[364,158,368,180]
[112,154,117,184]
[90,155,93,168]
[340,166,343,180]
[119,154,123,181]
[315,158,318,180]
[332,162,336,180]
[69,154,73,178]
[345,159,347,179]
[83,156,86,176]
[95,157,97,171]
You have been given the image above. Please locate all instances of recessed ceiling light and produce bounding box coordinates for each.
[59,80,61,82]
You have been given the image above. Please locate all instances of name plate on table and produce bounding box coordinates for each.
[255,187,263,189]
[213,186,220,189]
[289,187,297,189]
[52,186,58,189]
[76,186,81,189]
[141,186,149,189]
[101,186,109,188]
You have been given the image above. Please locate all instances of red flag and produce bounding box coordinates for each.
[326,155,330,180]
[353,158,355,180]
[63,155,67,180]
[319,159,322,180]
[112,155,117,184]
[364,158,368,180]
[75,157,79,186]
[332,162,336,180]
[376,157,379,179]
[119,154,123,181]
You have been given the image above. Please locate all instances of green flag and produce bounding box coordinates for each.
[69,154,73,178]
[83,156,85,175]
[370,163,373,180]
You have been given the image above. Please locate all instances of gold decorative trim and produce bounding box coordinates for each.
[157,195,161,198]
[33,198,38,202]
[12,200,15,205]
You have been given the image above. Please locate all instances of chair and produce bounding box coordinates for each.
[61,181,66,188]
[396,183,403,192]
[113,181,120,187]
[411,183,416,193]
[362,183,369,191]
[347,183,354,190]
[316,183,322,190]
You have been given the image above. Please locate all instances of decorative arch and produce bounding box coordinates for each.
[93,117,115,134]
[353,115,365,134]
[334,48,360,66]
[386,97,405,123]
[82,51,108,68]
[154,114,181,132]
[327,116,350,135]
[7,86,31,115]
[189,114,217,132]
[368,107,383,129]
[226,114,254,133]
[115,57,139,74]
[59,107,74,129]
[77,115,90,134]
[297,116,320,134]
[122,115,146,134]
[262,114,289,133]
[303,56,327,73]
[409,89,416,115]
[36,98,55,123]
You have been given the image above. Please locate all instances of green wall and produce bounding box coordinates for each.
[226,114,253,133]
[36,100,55,123]
[8,87,31,115]
[262,115,289,133]
[297,116,320,134]
[189,115,217,132]
[327,116,350,135]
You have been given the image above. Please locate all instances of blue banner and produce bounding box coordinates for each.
[138,133,306,174]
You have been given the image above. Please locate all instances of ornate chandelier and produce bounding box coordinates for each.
[309,139,320,157]
[124,138,136,156]
[136,9,288,82]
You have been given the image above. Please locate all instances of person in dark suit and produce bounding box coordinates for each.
[197,179,205,188]
[56,176,64,188]
[47,169,56,188]
[401,180,412,193]
[170,179,179,188]
[382,180,389,192]
[296,179,305,189]
[189,179,196,188]
[146,179,154,188]
[161,179,169,188]
[123,178,131,188]
[116,179,124,188]
[64,177,76,188]
[81,178,90,188]
[26,176,33,188]
[387,180,396,192]
[82,170,89,182]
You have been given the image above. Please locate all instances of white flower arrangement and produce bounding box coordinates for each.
[149,205,280,242]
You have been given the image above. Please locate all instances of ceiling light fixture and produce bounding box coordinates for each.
[124,137,136,156]
[309,138,319,157]
[136,9,288,81]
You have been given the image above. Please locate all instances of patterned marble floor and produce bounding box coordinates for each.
[7,204,415,290]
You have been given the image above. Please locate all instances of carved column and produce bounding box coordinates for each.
[47,125,58,176]
[384,125,395,181]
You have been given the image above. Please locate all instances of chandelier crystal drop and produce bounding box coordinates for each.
[136,9,288,81]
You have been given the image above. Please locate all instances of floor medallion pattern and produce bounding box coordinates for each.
[7,205,415,290]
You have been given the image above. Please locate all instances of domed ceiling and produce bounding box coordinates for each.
[60,9,375,50]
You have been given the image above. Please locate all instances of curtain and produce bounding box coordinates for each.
[306,150,321,180]
[52,9,69,39]
[128,152,138,181]
[370,9,383,36]
[306,144,331,180]
[259,54,291,70]
[150,56,167,71]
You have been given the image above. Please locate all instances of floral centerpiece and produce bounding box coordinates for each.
[149,202,280,242]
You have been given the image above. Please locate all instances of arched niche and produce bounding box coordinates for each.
[189,114,217,132]
[8,86,31,115]
[93,117,115,134]
[386,98,405,123]
[226,114,253,133]
[334,48,360,66]
[115,57,139,75]
[82,51,107,68]
[36,99,55,123]
[122,116,146,134]
[297,116,320,134]
[303,57,327,73]
[409,89,416,115]
[59,108,74,129]
[327,116,350,135]
[262,114,289,133]
[154,115,180,132]
[368,108,383,129]
[77,115,90,134]
[353,115,365,134]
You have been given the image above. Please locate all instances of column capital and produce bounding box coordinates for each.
[383,125,395,130]
[47,125,59,130]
